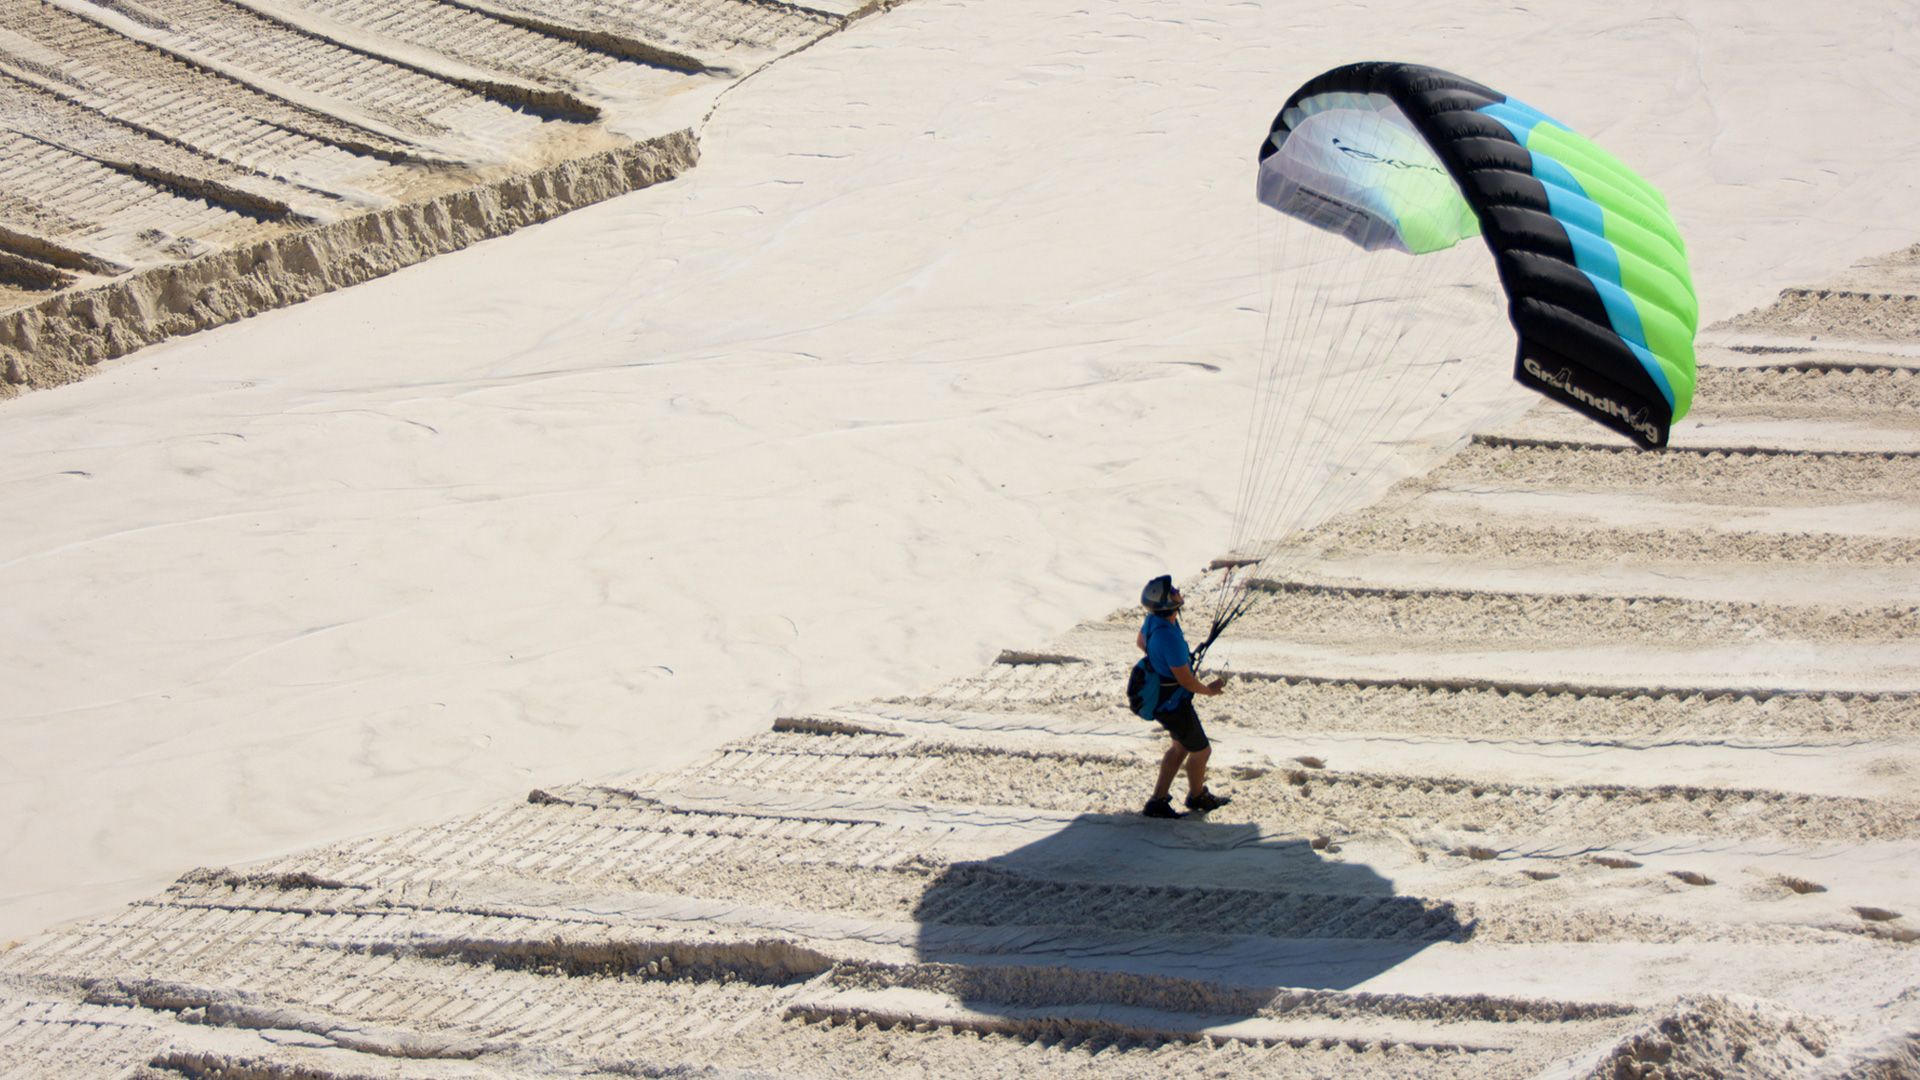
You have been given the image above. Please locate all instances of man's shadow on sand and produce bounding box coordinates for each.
[907,812,1468,1019]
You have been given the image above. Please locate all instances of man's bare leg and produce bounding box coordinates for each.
[1154,742,1189,800]
[1184,746,1211,799]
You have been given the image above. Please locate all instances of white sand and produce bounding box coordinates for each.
[0,5,1917,1072]
[2,0,1914,944]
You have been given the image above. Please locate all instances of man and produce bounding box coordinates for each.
[1136,574,1230,819]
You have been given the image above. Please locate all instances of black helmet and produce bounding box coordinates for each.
[1140,574,1182,615]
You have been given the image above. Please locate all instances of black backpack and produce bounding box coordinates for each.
[1125,624,1179,720]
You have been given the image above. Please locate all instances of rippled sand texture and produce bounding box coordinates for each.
[4,247,1916,1078]
[0,0,883,394]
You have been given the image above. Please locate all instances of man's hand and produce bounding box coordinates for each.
[1173,666,1227,697]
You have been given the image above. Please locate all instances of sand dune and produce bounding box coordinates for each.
[4,251,1917,1076]
[4,0,1920,1075]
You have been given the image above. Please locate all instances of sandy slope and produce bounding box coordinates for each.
[4,0,1918,947]
[1,0,1919,1075]
[3,254,1916,1077]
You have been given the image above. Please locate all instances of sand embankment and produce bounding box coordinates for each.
[0,0,886,396]
[0,133,696,389]
[3,249,1916,1077]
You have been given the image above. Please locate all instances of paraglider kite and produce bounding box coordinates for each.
[1256,61,1696,448]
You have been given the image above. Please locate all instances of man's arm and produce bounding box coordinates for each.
[1137,632,1147,653]
[1171,665,1226,696]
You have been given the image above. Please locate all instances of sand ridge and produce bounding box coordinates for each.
[0,0,891,394]
[3,247,1917,1078]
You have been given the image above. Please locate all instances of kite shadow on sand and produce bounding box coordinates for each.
[906,812,1467,1025]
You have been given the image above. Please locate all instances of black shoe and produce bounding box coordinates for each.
[1143,795,1184,819]
[1185,789,1231,813]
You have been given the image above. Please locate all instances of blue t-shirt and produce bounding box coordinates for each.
[1140,613,1193,714]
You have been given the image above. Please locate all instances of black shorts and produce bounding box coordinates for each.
[1155,700,1209,752]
